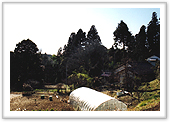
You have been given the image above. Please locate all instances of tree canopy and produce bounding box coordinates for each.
[11,39,43,91]
[10,12,160,92]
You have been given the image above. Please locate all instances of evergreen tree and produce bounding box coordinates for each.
[63,32,76,57]
[147,12,160,56]
[133,25,148,61]
[113,20,132,51]
[76,29,86,47]
[87,25,101,45]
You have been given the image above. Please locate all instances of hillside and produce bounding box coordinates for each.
[125,79,160,111]
[103,79,160,111]
[130,79,160,111]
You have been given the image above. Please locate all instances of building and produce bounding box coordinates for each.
[114,61,155,84]
[146,55,160,66]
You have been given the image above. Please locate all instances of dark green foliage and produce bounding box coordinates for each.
[10,39,43,91]
[132,25,149,61]
[41,53,57,84]
[60,25,108,85]
[113,20,132,51]
[87,25,101,45]
[147,12,160,56]
[10,12,160,91]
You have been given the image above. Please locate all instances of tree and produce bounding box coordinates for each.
[75,29,86,47]
[87,25,101,45]
[60,25,108,86]
[10,51,19,91]
[113,20,132,51]
[41,53,57,84]
[133,25,149,61]
[11,39,43,91]
[147,12,160,56]
[63,32,76,57]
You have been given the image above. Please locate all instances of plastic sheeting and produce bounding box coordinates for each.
[69,87,127,111]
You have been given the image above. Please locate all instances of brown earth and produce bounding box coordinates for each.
[10,93,74,111]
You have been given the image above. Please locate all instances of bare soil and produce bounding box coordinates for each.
[10,93,74,111]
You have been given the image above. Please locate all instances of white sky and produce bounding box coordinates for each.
[4,3,160,55]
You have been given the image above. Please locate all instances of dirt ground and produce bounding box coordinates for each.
[10,93,74,111]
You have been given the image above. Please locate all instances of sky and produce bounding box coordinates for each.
[4,3,160,55]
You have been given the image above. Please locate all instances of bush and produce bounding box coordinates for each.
[68,73,93,88]
[23,83,33,91]
[50,108,54,111]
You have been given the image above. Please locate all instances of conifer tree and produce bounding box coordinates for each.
[147,12,160,56]
[87,25,101,45]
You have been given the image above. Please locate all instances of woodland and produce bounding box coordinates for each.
[10,12,160,92]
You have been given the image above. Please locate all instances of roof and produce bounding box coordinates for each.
[114,61,154,75]
[129,62,154,75]
[146,55,160,61]
[101,72,112,77]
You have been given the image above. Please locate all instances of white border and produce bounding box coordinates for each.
[1,2,167,119]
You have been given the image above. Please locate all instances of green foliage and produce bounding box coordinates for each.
[10,12,160,90]
[10,39,43,91]
[139,102,147,107]
[131,79,160,111]
[113,20,132,50]
[50,108,54,111]
[132,25,149,61]
[147,12,160,56]
[68,72,93,88]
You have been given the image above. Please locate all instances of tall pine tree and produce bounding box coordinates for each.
[87,25,101,45]
[113,20,132,50]
[133,25,148,61]
[147,12,160,56]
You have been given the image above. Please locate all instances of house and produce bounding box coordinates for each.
[146,55,160,66]
[114,61,155,84]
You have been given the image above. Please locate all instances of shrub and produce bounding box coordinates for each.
[68,73,93,88]
[23,83,33,91]
[50,108,54,111]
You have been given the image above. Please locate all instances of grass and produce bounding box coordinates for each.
[34,85,75,93]
[102,79,160,111]
[129,79,160,111]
